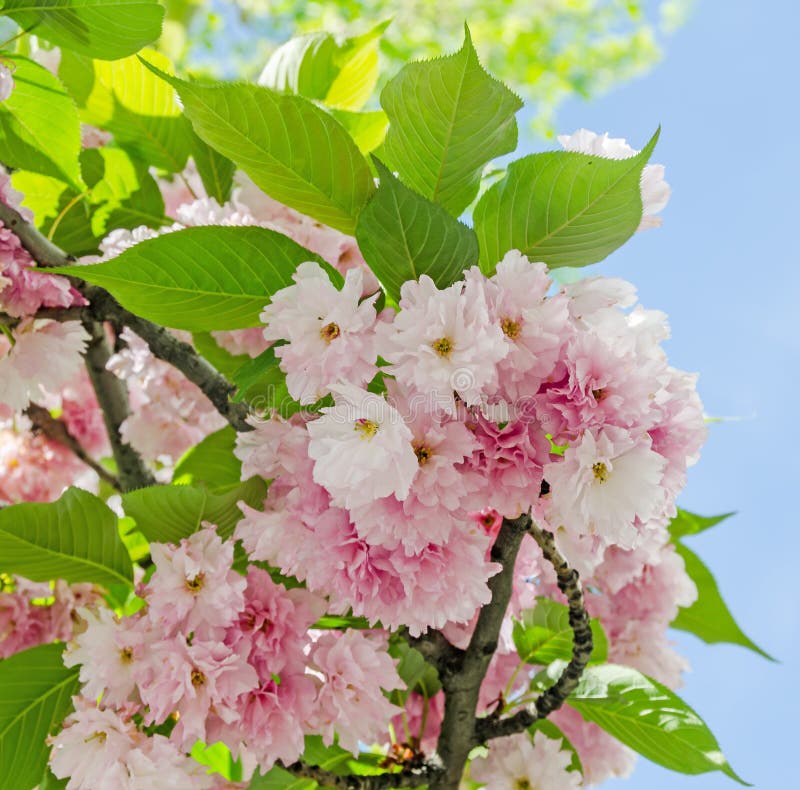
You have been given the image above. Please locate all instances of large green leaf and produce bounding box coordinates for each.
[0,55,82,188]
[512,597,608,666]
[380,25,522,217]
[248,766,316,790]
[172,426,240,488]
[566,663,747,784]
[0,487,132,589]
[474,129,660,272]
[147,64,375,234]
[51,225,324,331]
[0,644,79,790]
[259,21,388,111]
[1,0,164,60]
[59,49,191,173]
[121,478,268,545]
[671,542,774,661]
[668,508,735,540]
[356,159,478,301]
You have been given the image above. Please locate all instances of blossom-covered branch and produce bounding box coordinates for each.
[475,523,594,743]
[82,320,156,492]
[25,403,121,490]
[0,200,252,433]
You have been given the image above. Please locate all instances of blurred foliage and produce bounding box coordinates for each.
[159,0,693,135]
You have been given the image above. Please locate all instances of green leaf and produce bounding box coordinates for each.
[512,598,608,666]
[380,25,522,216]
[191,740,243,782]
[671,542,774,661]
[329,109,388,155]
[474,128,660,272]
[388,642,441,705]
[259,21,388,111]
[1,0,164,60]
[59,49,192,173]
[566,664,748,784]
[121,478,268,545]
[0,55,82,188]
[50,225,323,331]
[231,346,291,409]
[356,159,478,301]
[324,22,389,111]
[11,147,166,257]
[0,487,132,589]
[11,170,97,255]
[146,64,375,234]
[528,720,583,774]
[81,146,166,232]
[668,508,735,540]
[172,426,240,488]
[191,131,235,205]
[313,615,372,630]
[248,766,316,790]
[0,644,79,790]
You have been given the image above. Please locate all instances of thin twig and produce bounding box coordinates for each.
[25,403,121,490]
[279,759,442,789]
[474,523,594,743]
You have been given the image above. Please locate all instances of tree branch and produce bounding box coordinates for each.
[0,201,253,432]
[430,512,532,790]
[25,403,121,491]
[279,760,442,790]
[82,321,155,492]
[474,522,594,743]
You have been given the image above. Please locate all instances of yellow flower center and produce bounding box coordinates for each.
[185,573,205,593]
[501,317,521,339]
[320,322,340,343]
[592,388,606,402]
[515,779,532,790]
[414,445,433,465]
[119,647,133,663]
[592,462,609,483]
[431,336,453,357]
[191,669,206,687]
[354,418,379,438]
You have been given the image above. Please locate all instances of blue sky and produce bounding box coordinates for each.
[532,1,799,787]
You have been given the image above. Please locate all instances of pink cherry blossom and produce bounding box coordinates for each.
[309,630,402,753]
[0,320,89,411]
[306,384,418,508]
[377,274,508,414]
[544,426,667,549]
[146,525,246,639]
[260,261,378,404]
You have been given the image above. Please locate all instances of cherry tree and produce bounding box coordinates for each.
[0,3,768,789]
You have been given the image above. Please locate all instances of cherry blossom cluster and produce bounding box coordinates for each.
[0,576,99,659]
[50,526,402,787]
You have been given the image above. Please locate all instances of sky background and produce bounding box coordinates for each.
[531,1,799,787]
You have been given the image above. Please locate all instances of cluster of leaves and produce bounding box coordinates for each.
[160,0,691,134]
[0,3,767,789]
